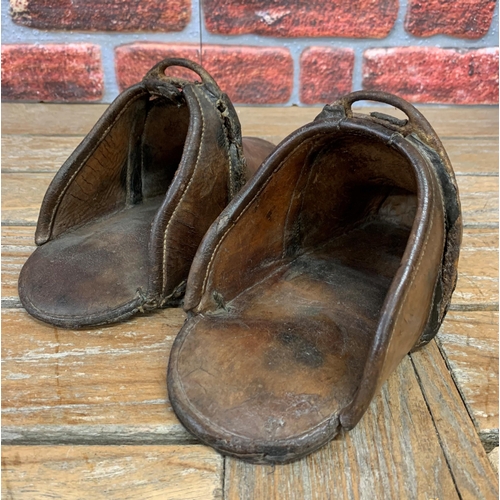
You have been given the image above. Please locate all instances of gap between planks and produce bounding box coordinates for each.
[435,310,499,449]
[2,342,497,499]
[223,344,497,500]
[2,309,497,449]
[2,308,497,497]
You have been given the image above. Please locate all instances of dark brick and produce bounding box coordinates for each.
[10,0,190,32]
[405,0,496,39]
[115,43,293,104]
[363,47,499,104]
[2,44,103,102]
[300,47,354,105]
[203,0,398,38]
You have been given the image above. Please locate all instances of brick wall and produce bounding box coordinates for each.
[2,0,498,105]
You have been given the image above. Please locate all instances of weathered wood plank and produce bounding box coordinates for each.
[1,445,223,500]
[1,173,51,225]
[225,356,461,500]
[3,226,497,310]
[452,228,498,309]
[2,103,108,136]
[3,134,497,176]
[2,308,191,444]
[2,103,498,138]
[2,135,82,173]
[437,311,499,441]
[226,345,498,500]
[2,226,35,305]
[445,137,498,175]
[2,172,496,226]
[457,175,499,227]
[489,447,499,473]
[411,341,499,499]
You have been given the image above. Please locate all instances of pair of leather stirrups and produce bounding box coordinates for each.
[19,58,461,464]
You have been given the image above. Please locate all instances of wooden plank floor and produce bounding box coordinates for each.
[2,104,498,499]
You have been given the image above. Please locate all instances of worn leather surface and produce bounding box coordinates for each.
[168,91,461,464]
[18,58,275,328]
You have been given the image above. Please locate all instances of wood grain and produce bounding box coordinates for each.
[2,135,82,173]
[437,311,499,438]
[411,341,499,499]
[226,344,498,500]
[1,173,51,225]
[445,138,499,175]
[2,445,223,500]
[489,447,499,473]
[2,226,34,305]
[452,228,498,309]
[2,103,498,499]
[3,134,497,176]
[225,355,468,500]
[3,172,497,226]
[2,308,191,444]
[2,103,108,136]
[3,103,498,138]
[457,175,499,227]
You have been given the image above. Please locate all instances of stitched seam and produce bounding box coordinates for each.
[203,89,241,199]
[215,98,234,200]
[161,88,206,292]
[200,132,325,297]
[47,91,149,233]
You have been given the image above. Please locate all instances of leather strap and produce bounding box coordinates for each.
[142,58,246,198]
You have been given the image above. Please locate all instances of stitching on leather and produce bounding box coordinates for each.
[200,133,325,298]
[214,99,234,200]
[161,87,206,292]
[47,91,149,234]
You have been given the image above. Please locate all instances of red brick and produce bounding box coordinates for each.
[115,43,293,104]
[405,0,496,39]
[300,47,354,105]
[2,44,103,102]
[203,0,398,38]
[363,47,499,105]
[9,0,190,32]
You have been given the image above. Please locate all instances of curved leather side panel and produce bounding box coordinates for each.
[339,134,445,429]
[183,123,333,313]
[35,85,149,245]
[148,84,233,302]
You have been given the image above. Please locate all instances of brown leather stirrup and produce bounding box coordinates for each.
[167,91,462,464]
[18,58,274,328]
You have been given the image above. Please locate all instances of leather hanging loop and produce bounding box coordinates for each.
[143,57,221,97]
[335,90,436,137]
